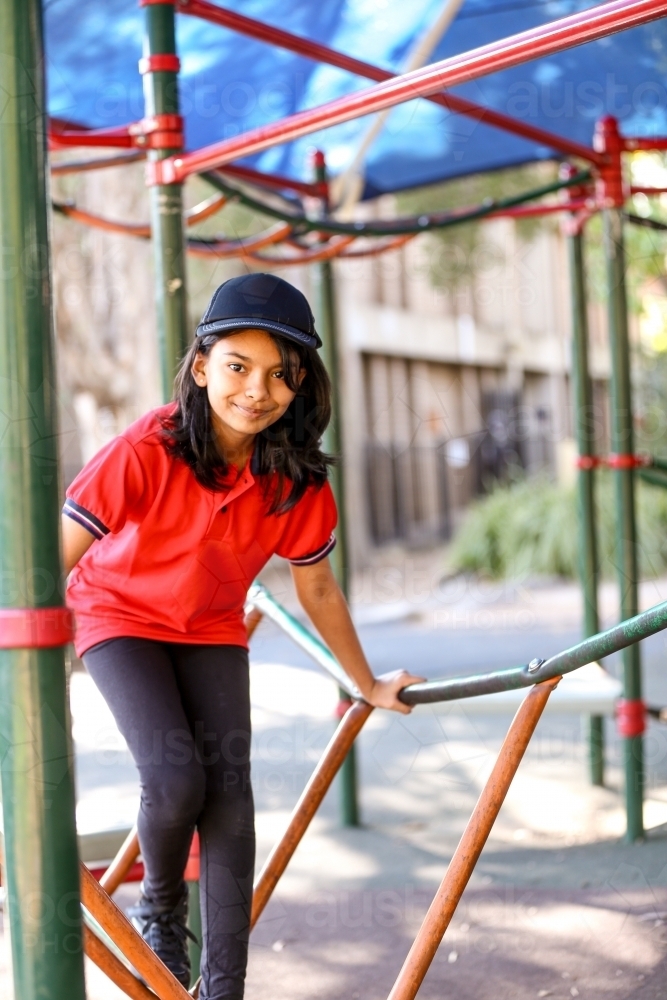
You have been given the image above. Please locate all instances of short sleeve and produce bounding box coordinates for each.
[63,435,146,538]
[275,480,338,566]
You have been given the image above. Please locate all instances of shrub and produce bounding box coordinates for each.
[450,474,667,580]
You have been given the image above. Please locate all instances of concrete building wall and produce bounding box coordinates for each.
[50,168,612,572]
[329,217,611,569]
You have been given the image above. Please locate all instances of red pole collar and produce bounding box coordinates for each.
[138,54,181,74]
[0,608,75,649]
[616,698,646,738]
[606,453,652,469]
[575,453,652,470]
[576,455,602,470]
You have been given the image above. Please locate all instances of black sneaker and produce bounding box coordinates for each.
[128,885,198,989]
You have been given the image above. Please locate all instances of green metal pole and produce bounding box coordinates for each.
[312,152,359,827]
[143,1,201,963]
[186,878,202,986]
[0,2,87,998]
[143,0,189,399]
[604,204,644,841]
[567,223,604,785]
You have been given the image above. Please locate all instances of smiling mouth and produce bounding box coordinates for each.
[233,403,273,419]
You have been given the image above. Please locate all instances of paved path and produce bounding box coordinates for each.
[2,574,667,998]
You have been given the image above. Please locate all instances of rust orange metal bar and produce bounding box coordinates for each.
[80,862,192,1000]
[187,221,293,258]
[251,700,373,928]
[54,193,226,240]
[387,676,560,1000]
[54,203,152,237]
[246,235,355,267]
[185,193,228,225]
[244,605,264,639]
[83,925,156,1000]
[50,151,148,174]
[99,826,141,895]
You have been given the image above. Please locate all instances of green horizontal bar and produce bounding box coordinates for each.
[400,599,667,705]
[648,455,667,474]
[200,169,592,239]
[252,585,667,707]
[639,468,667,489]
[247,583,359,696]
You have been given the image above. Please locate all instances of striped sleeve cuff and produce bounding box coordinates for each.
[289,533,336,567]
[62,498,110,540]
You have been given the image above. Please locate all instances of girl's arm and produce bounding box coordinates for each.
[62,515,96,575]
[290,557,423,714]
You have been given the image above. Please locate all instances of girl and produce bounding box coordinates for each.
[62,273,421,1000]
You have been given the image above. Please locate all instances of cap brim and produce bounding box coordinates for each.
[196,316,321,349]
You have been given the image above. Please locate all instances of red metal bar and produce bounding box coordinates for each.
[491,197,591,219]
[154,0,665,184]
[631,184,667,194]
[48,114,183,151]
[49,126,135,150]
[625,136,667,150]
[218,164,326,198]
[175,0,604,166]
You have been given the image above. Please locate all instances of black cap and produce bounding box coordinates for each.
[196,273,321,349]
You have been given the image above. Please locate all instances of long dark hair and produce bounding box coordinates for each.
[161,330,333,513]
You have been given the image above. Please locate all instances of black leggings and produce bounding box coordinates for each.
[84,637,255,1000]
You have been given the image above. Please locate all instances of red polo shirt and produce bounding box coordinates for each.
[64,405,337,656]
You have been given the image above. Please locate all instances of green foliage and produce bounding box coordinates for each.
[583,205,667,314]
[450,474,667,580]
[395,162,558,293]
[635,351,667,457]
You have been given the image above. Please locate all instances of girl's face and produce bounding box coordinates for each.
[192,329,305,445]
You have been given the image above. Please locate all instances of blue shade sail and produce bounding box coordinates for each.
[44,0,667,196]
